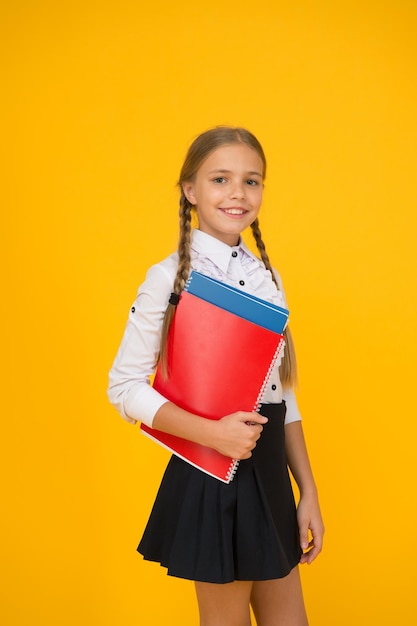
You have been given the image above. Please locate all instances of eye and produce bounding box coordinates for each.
[246,179,259,186]
[213,177,227,184]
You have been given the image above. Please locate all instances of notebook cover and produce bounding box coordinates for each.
[141,287,285,483]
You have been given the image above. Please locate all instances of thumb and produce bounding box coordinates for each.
[247,412,268,425]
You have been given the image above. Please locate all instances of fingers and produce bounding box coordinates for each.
[236,425,261,459]
[242,413,268,429]
[300,540,322,565]
[296,494,324,566]
[299,524,324,565]
[299,526,310,554]
[246,415,266,446]
[214,411,268,459]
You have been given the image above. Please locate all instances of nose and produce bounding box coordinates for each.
[229,181,245,199]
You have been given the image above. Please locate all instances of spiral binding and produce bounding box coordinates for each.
[226,459,239,482]
[252,335,286,413]
[227,337,284,483]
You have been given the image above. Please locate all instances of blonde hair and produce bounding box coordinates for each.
[159,126,297,388]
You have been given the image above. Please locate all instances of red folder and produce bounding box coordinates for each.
[140,289,284,483]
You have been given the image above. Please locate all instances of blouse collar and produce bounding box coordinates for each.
[190,229,263,274]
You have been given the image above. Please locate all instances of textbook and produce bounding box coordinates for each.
[140,272,288,483]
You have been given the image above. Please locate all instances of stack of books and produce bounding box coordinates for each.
[141,271,289,483]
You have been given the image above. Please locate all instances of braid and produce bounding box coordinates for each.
[250,219,278,288]
[250,219,298,389]
[173,193,193,294]
[159,194,193,377]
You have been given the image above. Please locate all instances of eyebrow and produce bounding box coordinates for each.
[207,168,263,177]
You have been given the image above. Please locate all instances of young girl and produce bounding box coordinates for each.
[108,126,324,626]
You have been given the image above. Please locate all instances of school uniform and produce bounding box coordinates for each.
[108,229,302,583]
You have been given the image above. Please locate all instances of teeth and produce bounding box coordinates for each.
[224,208,244,215]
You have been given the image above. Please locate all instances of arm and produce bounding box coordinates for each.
[153,402,268,460]
[285,420,325,564]
[108,263,176,426]
[108,261,267,457]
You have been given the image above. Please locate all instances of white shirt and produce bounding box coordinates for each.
[108,229,302,427]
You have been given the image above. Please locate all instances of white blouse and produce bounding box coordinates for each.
[108,229,302,427]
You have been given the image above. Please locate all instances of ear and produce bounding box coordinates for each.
[182,182,196,205]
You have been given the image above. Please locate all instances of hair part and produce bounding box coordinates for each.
[159,126,297,388]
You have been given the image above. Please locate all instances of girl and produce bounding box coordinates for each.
[108,126,324,626]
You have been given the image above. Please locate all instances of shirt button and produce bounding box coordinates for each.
[271,384,277,391]
[131,306,135,313]
[239,280,245,286]
[231,251,238,257]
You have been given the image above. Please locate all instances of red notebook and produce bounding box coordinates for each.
[140,286,285,483]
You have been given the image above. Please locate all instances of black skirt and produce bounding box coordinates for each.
[137,402,302,583]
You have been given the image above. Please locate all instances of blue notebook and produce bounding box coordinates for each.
[184,271,289,334]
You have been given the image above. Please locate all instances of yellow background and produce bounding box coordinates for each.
[2,0,416,624]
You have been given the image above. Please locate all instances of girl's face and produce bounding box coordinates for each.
[183,144,264,246]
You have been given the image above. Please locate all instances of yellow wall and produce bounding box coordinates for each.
[2,0,417,623]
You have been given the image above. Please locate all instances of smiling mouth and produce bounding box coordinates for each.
[221,207,247,215]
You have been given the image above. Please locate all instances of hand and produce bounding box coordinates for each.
[297,492,325,565]
[212,411,268,459]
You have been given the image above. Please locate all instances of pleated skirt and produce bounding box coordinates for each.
[138,402,302,583]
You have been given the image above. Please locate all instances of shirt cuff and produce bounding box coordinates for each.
[121,384,169,428]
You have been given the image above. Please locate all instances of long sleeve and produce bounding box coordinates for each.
[107,260,176,427]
